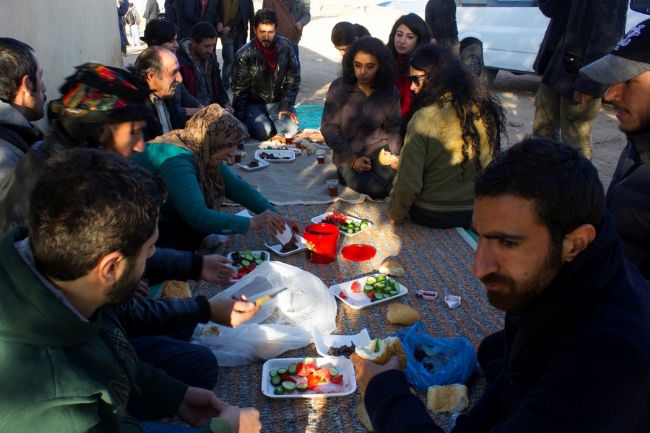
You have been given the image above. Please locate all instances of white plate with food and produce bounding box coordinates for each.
[312,328,372,357]
[238,159,270,171]
[226,250,271,281]
[329,274,408,310]
[311,211,373,237]
[264,235,308,256]
[254,149,296,163]
[261,356,356,398]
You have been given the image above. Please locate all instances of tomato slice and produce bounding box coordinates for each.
[367,289,375,301]
[339,290,348,299]
[351,281,361,293]
[330,374,343,384]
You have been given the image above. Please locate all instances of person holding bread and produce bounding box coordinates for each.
[321,37,402,199]
[352,138,650,433]
[388,44,505,228]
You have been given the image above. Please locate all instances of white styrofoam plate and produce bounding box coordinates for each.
[264,235,308,256]
[254,149,296,163]
[311,212,373,237]
[312,328,371,357]
[329,274,408,310]
[261,357,356,398]
[238,159,270,171]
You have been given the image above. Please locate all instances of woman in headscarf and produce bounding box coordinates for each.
[388,44,506,228]
[387,13,431,117]
[134,104,296,251]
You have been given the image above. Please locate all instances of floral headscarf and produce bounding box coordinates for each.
[150,104,249,209]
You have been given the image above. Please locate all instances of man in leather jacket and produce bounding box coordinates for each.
[232,9,300,140]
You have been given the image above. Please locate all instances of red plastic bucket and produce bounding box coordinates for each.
[303,223,340,264]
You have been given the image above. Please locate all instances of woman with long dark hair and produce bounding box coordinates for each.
[389,44,506,228]
[321,37,402,199]
[387,13,430,117]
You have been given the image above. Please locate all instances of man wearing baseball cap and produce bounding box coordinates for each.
[580,19,650,279]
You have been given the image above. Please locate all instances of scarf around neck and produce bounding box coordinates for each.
[255,38,280,71]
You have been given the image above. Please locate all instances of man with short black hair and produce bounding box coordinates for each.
[580,19,650,279]
[134,46,185,139]
[232,9,300,140]
[352,138,650,433]
[0,149,262,433]
[177,21,230,108]
[0,37,46,184]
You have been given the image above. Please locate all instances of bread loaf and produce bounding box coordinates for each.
[387,303,421,325]
[426,384,469,413]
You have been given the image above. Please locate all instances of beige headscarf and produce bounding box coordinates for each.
[150,104,249,209]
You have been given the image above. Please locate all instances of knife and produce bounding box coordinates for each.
[253,287,289,307]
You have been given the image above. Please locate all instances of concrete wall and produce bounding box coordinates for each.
[0,0,123,128]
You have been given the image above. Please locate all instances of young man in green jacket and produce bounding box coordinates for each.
[0,149,261,433]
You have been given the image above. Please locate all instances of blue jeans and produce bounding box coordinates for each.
[140,421,198,433]
[221,31,246,90]
[244,103,299,140]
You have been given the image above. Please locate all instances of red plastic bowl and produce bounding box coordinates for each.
[341,244,377,262]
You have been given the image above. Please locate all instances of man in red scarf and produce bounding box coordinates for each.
[231,9,301,140]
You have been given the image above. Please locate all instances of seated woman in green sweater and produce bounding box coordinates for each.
[134,104,296,251]
[388,44,505,228]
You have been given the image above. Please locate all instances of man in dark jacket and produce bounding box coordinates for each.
[177,22,230,107]
[118,0,130,55]
[133,46,186,140]
[580,19,650,279]
[0,38,46,185]
[352,137,650,433]
[216,0,254,90]
[174,0,218,39]
[0,148,261,433]
[232,9,300,140]
[532,0,628,159]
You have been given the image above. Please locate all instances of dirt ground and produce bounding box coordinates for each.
[126,2,627,188]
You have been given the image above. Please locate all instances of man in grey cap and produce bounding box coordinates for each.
[580,18,650,279]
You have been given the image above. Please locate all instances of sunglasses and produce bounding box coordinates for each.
[408,74,426,84]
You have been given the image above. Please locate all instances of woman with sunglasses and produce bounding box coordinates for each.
[321,37,402,199]
[387,13,431,118]
[388,44,506,228]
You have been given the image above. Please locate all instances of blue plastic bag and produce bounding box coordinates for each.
[395,322,477,391]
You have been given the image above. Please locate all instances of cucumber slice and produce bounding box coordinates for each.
[360,222,368,229]
[288,363,297,375]
[269,369,278,377]
[376,275,386,281]
[296,383,308,392]
[375,293,385,300]
[282,381,296,392]
[347,228,354,234]
[375,282,386,290]
[274,386,284,395]
[271,375,281,386]
[366,276,377,285]
[277,368,288,375]
[329,367,339,377]
[364,284,374,294]
[255,259,262,265]
[241,259,251,266]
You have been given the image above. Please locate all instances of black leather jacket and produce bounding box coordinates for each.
[232,36,301,120]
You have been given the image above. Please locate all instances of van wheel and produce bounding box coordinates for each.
[460,43,497,85]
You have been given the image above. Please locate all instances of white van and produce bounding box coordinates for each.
[381,0,648,82]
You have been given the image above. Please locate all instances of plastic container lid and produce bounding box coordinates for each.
[341,244,376,262]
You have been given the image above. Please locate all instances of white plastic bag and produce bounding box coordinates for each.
[193,261,337,366]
